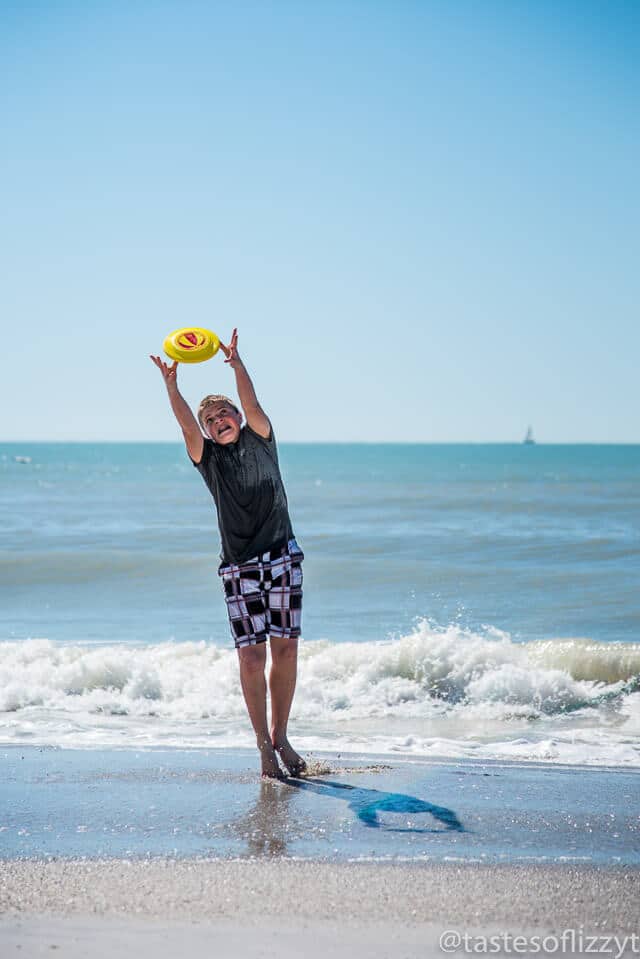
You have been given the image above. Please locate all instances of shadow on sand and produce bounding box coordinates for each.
[287,776,464,834]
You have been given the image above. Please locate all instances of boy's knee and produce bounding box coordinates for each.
[238,642,267,672]
[270,638,298,663]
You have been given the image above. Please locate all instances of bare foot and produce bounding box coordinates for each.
[273,736,307,777]
[258,740,285,780]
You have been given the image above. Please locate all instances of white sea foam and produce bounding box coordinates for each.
[1,623,638,765]
[526,637,640,683]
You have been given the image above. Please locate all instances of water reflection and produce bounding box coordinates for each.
[226,780,297,857]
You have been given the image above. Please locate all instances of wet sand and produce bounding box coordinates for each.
[2,746,639,956]
[2,745,639,863]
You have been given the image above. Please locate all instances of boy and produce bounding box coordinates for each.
[150,329,306,780]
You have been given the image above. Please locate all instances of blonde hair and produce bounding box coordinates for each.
[197,394,240,430]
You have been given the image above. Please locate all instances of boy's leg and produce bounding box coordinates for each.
[237,643,283,779]
[269,637,306,776]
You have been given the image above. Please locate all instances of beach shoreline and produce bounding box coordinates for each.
[3,745,638,865]
[3,746,639,955]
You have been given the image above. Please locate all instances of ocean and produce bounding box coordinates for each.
[2,441,639,767]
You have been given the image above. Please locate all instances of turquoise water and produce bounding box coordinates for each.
[2,442,639,645]
[1,442,639,765]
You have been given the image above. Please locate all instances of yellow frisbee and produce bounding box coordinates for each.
[163,327,220,364]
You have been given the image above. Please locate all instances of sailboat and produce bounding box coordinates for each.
[523,426,535,445]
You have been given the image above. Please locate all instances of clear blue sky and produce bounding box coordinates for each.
[2,0,638,442]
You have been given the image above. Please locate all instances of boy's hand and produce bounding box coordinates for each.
[150,355,179,391]
[219,329,270,438]
[220,328,242,369]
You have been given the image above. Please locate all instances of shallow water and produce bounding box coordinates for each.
[2,746,638,864]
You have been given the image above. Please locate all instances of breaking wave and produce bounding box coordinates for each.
[1,622,639,765]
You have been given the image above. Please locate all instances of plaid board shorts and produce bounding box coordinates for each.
[218,539,304,649]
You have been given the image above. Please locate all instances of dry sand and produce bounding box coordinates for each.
[2,858,639,958]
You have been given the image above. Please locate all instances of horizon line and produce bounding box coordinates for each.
[2,439,639,447]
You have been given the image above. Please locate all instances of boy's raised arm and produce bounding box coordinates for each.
[150,356,204,463]
[220,329,271,439]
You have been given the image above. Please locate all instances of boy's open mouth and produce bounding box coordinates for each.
[217,424,232,437]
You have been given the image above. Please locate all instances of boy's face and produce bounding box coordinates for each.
[202,402,242,445]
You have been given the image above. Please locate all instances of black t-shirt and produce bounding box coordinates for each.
[191,424,294,565]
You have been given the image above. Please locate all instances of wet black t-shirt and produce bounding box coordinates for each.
[191,424,294,565]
